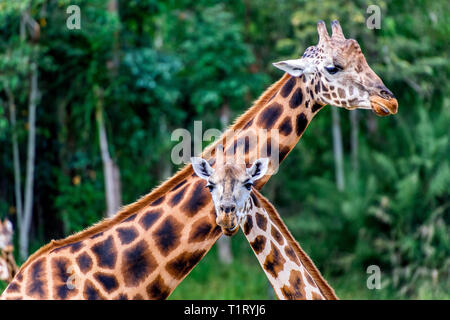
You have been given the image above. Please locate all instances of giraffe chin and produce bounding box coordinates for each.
[221,225,239,236]
[370,96,398,117]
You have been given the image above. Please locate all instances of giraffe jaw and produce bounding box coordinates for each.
[370,96,398,116]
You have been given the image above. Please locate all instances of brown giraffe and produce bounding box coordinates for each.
[0,219,18,283]
[1,20,397,300]
[192,154,337,299]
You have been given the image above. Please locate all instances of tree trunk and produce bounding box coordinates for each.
[4,83,23,228]
[331,107,345,191]
[20,61,39,260]
[96,90,121,218]
[216,104,233,264]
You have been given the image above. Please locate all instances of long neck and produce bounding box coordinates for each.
[208,73,325,188]
[240,189,338,300]
[1,74,325,300]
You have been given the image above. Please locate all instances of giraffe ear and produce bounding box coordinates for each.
[247,158,269,181]
[273,59,311,77]
[191,157,214,180]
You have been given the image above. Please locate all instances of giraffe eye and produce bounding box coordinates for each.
[244,182,253,191]
[325,65,342,74]
[206,184,215,192]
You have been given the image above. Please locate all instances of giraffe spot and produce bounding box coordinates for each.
[181,180,210,217]
[16,271,23,282]
[314,82,320,95]
[279,146,291,163]
[323,93,331,100]
[250,192,260,207]
[284,246,299,265]
[312,103,324,113]
[255,212,267,231]
[332,92,337,98]
[257,103,283,129]
[90,232,104,239]
[278,117,293,136]
[116,226,139,245]
[338,88,346,98]
[189,218,213,243]
[91,235,117,269]
[171,180,187,192]
[133,294,144,300]
[83,279,105,300]
[243,119,254,130]
[94,272,119,294]
[123,213,137,223]
[263,242,286,278]
[250,235,266,254]
[139,209,162,230]
[280,77,296,97]
[51,257,77,300]
[320,81,328,92]
[348,86,354,95]
[147,275,171,300]
[243,215,253,235]
[285,270,307,299]
[69,241,84,253]
[26,258,47,299]
[169,186,187,207]
[114,294,128,300]
[76,252,93,274]
[5,282,20,293]
[153,216,182,257]
[289,88,303,108]
[150,196,165,206]
[122,240,157,287]
[165,250,206,280]
[51,241,84,254]
[271,225,284,245]
[295,113,308,137]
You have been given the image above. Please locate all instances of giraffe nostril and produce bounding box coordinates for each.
[230,205,236,213]
[380,89,395,99]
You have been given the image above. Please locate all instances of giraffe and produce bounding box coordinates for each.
[191,144,269,236]
[0,219,18,284]
[192,154,337,299]
[1,20,397,300]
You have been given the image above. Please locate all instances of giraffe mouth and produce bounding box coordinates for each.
[222,224,239,236]
[370,96,398,116]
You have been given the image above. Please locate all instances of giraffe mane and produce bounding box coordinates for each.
[252,189,339,300]
[16,73,291,274]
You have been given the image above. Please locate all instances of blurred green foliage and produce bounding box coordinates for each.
[0,0,448,299]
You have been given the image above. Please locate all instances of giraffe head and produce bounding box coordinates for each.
[191,155,269,236]
[0,219,13,252]
[274,20,398,116]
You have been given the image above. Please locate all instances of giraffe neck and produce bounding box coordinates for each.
[209,73,325,189]
[1,73,326,300]
[240,189,338,300]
